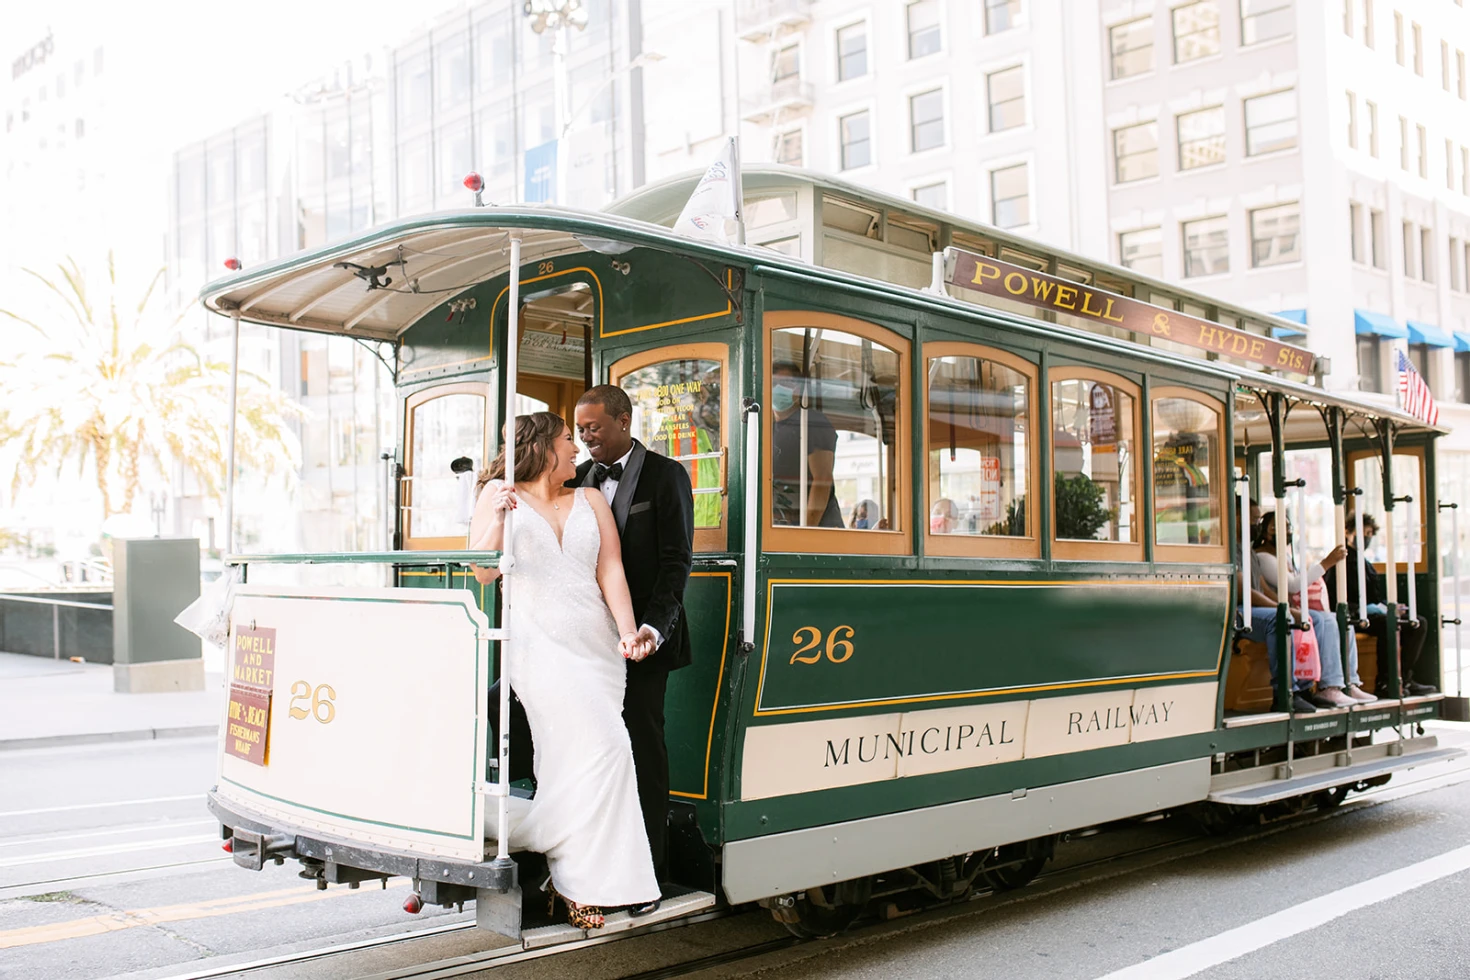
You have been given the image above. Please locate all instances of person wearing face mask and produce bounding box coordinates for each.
[1251,514,1372,707]
[1327,512,1434,698]
[770,360,844,529]
[852,499,882,530]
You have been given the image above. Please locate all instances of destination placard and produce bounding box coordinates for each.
[943,247,1316,375]
[232,625,277,691]
[225,684,272,766]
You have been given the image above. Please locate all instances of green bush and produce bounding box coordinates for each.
[1054,473,1115,540]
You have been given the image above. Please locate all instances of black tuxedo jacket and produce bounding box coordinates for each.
[571,440,694,674]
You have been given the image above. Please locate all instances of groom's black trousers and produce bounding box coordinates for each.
[622,669,670,882]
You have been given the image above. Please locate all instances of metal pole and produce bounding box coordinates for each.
[731,135,745,246]
[1355,502,1368,622]
[1450,504,1464,697]
[224,312,241,555]
[493,233,523,867]
[1405,495,1418,626]
[1239,480,1251,621]
[1293,486,1307,637]
[740,402,759,649]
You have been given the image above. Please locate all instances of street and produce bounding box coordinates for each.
[5,727,1470,980]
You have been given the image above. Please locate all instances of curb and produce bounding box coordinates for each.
[0,725,218,751]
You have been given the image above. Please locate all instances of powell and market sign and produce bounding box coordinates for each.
[943,246,1317,376]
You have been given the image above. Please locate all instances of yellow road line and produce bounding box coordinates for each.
[0,878,410,950]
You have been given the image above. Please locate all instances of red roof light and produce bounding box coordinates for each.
[463,172,484,193]
[223,257,242,271]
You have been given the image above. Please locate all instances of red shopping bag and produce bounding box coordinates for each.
[1305,578,1329,613]
[1292,614,1322,682]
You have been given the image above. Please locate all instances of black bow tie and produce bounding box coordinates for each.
[592,461,624,485]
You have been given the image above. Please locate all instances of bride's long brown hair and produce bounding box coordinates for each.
[476,412,568,495]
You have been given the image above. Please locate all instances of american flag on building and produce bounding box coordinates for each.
[1396,348,1440,426]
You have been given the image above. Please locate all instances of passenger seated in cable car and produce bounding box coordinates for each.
[1328,511,1435,698]
[1234,499,1316,713]
[1251,514,1375,707]
[770,360,844,529]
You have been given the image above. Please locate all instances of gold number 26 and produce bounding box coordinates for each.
[789,625,856,665]
[288,681,337,724]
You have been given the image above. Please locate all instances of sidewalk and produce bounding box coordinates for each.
[0,651,223,750]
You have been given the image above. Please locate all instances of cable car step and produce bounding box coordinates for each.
[1207,736,1464,806]
[519,887,718,949]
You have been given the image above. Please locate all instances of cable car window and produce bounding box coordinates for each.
[1049,368,1142,559]
[612,343,729,552]
[764,311,911,556]
[1348,447,1427,570]
[404,384,488,550]
[923,343,1038,558]
[1152,390,1226,558]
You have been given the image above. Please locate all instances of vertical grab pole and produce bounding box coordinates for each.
[740,401,760,650]
[1445,503,1464,698]
[492,233,523,868]
[1405,495,1419,628]
[1355,501,1368,624]
[1294,486,1308,638]
[224,311,241,556]
[1239,478,1251,622]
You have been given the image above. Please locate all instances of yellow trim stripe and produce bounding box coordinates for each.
[754,577,1231,717]
[600,268,735,338]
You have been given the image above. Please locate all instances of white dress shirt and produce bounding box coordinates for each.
[597,445,663,651]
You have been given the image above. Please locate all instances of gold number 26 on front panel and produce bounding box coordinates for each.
[790,625,855,665]
[287,681,337,724]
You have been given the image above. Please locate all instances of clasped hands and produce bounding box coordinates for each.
[619,626,658,662]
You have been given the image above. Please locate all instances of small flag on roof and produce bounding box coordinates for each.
[673,137,744,245]
[1396,348,1439,426]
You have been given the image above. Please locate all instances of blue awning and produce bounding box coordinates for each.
[1454,331,1470,353]
[1273,309,1308,324]
[1406,319,1455,347]
[1354,309,1408,339]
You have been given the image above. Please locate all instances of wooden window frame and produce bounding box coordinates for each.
[610,342,731,554]
[1150,386,1230,563]
[922,341,1039,559]
[764,310,912,556]
[1347,444,1429,573]
[403,381,491,551]
[1048,365,1145,562]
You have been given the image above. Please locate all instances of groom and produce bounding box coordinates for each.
[572,385,694,909]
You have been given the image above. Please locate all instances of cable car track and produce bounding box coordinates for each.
[146,756,1470,980]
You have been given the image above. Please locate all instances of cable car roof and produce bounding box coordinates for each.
[199,207,1444,437]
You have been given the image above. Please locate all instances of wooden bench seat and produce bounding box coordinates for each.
[1224,631,1378,713]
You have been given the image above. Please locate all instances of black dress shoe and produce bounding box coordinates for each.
[1291,694,1319,713]
[1406,681,1438,696]
[628,899,661,917]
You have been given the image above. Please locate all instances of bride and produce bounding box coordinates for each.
[469,412,660,929]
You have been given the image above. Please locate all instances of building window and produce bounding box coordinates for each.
[1417,124,1428,177]
[924,346,1036,555]
[1109,17,1153,79]
[1443,40,1452,91]
[1177,106,1226,169]
[838,110,871,170]
[912,181,948,209]
[1050,370,1141,554]
[987,65,1026,132]
[1347,91,1357,148]
[1403,220,1417,278]
[990,163,1030,228]
[1400,116,1410,170]
[772,44,799,81]
[1459,50,1467,99]
[1449,139,1457,191]
[1451,237,1464,292]
[1113,121,1159,183]
[1409,342,1430,379]
[906,0,941,60]
[1250,202,1301,267]
[1358,335,1383,392]
[1153,393,1224,552]
[1363,0,1374,47]
[1412,22,1423,75]
[1173,2,1221,64]
[1350,202,1364,263]
[775,129,803,166]
[1240,0,1293,46]
[1456,351,1470,404]
[1367,99,1379,156]
[1182,215,1230,277]
[985,0,1023,34]
[1463,147,1469,194]
[910,88,945,152]
[1394,12,1404,65]
[1119,227,1164,276]
[1421,227,1434,282]
[1244,89,1298,156]
[1343,0,1353,35]
[836,22,867,81]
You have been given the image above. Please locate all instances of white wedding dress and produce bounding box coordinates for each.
[498,486,659,908]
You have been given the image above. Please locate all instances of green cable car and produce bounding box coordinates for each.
[203,167,1464,946]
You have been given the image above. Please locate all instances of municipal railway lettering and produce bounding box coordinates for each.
[824,720,1015,768]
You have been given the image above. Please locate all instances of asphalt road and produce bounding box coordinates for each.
[3,729,1470,980]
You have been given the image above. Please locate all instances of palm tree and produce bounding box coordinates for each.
[0,254,301,520]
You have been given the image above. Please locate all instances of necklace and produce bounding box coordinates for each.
[523,487,561,510]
